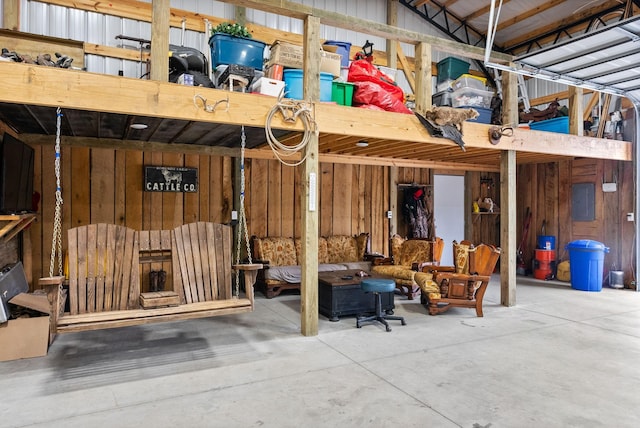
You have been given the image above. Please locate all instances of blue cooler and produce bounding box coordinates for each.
[566,240,609,291]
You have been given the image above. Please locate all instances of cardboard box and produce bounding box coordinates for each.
[0,315,50,361]
[268,41,342,77]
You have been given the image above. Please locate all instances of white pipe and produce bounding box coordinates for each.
[484,0,497,64]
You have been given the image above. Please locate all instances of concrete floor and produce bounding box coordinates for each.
[2,276,640,428]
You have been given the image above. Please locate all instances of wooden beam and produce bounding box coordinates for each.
[463,0,512,22]
[21,133,501,171]
[414,42,431,112]
[300,16,320,337]
[501,69,518,307]
[500,150,516,307]
[584,92,600,121]
[502,0,625,52]
[389,167,398,236]
[568,86,584,136]
[397,41,416,93]
[0,63,631,161]
[150,0,169,82]
[387,0,398,69]
[217,0,512,62]
[497,0,565,33]
[2,0,20,31]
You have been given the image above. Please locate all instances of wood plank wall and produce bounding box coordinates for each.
[26,147,402,285]
[17,145,634,289]
[516,159,635,286]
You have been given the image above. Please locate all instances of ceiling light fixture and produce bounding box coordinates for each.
[130,123,148,130]
[356,140,369,147]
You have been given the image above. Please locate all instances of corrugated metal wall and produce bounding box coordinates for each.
[12,0,476,93]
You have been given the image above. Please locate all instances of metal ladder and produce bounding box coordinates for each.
[492,69,531,113]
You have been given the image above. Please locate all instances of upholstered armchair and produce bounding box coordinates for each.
[371,234,444,299]
[416,242,501,316]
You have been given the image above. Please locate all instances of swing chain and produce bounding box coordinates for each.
[235,125,252,298]
[49,107,64,278]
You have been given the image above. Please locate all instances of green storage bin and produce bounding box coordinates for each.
[331,81,355,106]
[437,57,470,83]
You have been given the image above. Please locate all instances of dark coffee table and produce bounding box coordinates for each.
[318,270,395,321]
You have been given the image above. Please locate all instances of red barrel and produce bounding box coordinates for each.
[533,249,556,280]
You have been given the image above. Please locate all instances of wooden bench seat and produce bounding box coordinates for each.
[41,222,261,341]
[54,298,254,332]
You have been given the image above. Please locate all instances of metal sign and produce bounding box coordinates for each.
[144,166,198,193]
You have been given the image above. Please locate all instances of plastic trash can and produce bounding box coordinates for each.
[566,240,609,292]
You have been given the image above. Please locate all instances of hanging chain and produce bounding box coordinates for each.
[49,107,64,277]
[234,125,253,298]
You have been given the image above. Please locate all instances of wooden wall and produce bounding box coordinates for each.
[516,158,635,287]
[10,143,633,290]
[25,146,399,284]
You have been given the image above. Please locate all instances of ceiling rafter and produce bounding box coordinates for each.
[505,4,637,54]
[462,0,512,23]
[502,1,638,53]
[401,0,640,58]
[496,0,566,32]
[400,0,487,47]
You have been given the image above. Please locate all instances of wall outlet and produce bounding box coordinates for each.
[627,212,634,222]
[386,210,393,219]
[602,182,617,192]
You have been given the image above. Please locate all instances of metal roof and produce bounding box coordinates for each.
[512,15,640,103]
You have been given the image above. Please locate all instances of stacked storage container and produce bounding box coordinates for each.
[451,73,494,124]
[432,57,469,107]
[432,57,494,124]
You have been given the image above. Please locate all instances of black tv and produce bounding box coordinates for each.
[0,133,34,214]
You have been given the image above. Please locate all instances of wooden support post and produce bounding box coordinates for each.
[414,42,432,114]
[396,42,416,93]
[150,0,170,82]
[597,95,612,138]
[2,0,20,31]
[235,6,247,26]
[500,68,518,306]
[300,15,320,337]
[464,172,473,240]
[386,0,398,70]
[389,166,398,238]
[568,86,584,136]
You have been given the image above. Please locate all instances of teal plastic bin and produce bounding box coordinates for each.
[209,33,266,69]
[283,69,333,101]
[566,240,609,292]
[436,57,470,83]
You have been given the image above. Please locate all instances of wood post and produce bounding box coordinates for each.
[150,0,170,82]
[300,15,320,336]
[414,42,432,114]
[568,86,584,136]
[500,67,518,306]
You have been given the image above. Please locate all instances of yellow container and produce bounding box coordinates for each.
[556,260,570,282]
[452,73,488,90]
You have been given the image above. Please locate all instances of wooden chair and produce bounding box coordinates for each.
[372,235,444,299]
[422,243,501,317]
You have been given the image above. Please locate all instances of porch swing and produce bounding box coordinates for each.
[41,119,261,338]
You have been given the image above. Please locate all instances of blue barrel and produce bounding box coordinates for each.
[537,235,556,250]
[566,240,609,292]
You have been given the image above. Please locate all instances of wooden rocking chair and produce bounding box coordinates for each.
[422,243,501,317]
